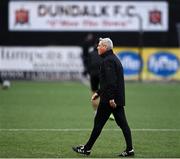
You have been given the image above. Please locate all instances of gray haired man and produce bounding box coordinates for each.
[73,38,134,157]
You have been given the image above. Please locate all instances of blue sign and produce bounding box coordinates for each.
[117,51,143,75]
[148,52,180,77]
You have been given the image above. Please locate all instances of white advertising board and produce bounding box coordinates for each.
[0,46,83,80]
[0,46,83,72]
[9,1,168,31]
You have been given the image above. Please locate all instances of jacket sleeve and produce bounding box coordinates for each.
[104,60,117,100]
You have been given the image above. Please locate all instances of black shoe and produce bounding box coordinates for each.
[119,149,135,157]
[72,145,91,155]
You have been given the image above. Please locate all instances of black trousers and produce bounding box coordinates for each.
[85,101,133,151]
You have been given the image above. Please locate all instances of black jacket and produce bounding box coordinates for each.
[97,50,125,107]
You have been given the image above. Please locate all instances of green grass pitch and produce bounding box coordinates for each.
[0,81,180,158]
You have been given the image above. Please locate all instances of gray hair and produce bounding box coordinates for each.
[99,38,113,51]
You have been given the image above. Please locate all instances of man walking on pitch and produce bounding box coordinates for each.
[72,38,134,157]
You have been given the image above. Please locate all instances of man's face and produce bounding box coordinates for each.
[97,41,107,55]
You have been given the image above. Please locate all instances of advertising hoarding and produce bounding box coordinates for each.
[1,46,179,81]
[114,47,141,81]
[9,1,168,32]
[114,47,180,81]
[142,48,180,81]
[0,46,83,80]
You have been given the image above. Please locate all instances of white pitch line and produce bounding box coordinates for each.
[0,128,180,132]
[0,158,178,159]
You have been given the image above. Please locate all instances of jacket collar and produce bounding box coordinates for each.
[100,49,113,58]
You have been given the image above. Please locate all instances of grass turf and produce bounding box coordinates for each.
[0,81,180,158]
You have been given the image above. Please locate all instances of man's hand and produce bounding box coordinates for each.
[109,99,117,109]
[91,93,99,101]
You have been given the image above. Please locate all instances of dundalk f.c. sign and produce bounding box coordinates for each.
[9,1,168,32]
